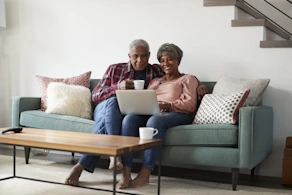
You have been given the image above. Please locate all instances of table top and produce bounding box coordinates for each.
[0,128,162,156]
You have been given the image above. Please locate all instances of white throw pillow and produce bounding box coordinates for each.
[193,89,250,124]
[212,75,270,106]
[46,82,92,119]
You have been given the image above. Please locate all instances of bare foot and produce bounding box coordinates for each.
[109,156,123,171]
[116,166,132,189]
[64,164,84,186]
[128,167,151,188]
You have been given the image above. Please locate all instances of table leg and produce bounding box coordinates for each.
[113,156,117,195]
[13,146,16,177]
[157,148,162,195]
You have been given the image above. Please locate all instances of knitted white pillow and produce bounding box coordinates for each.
[46,82,92,119]
[193,89,250,124]
[212,76,270,106]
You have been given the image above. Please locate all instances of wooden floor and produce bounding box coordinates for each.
[1,146,292,190]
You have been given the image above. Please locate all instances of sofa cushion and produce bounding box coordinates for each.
[193,90,250,124]
[46,82,93,119]
[20,110,95,133]
[35,71,91,111]
[164,124,238,147]
[212,75,270,106]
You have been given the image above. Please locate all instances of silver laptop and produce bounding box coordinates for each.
[116,90,160,115]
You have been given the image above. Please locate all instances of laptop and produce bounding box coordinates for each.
[116,90,160,115]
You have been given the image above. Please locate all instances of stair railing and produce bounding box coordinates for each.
[264,0,292,21]
[241,0,292,37]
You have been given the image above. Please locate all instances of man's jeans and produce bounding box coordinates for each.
[78,97,123,173]
[121,112,193,170]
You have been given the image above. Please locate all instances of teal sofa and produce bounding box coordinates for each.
[11,79,273,190]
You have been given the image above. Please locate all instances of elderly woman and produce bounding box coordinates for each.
[117,43,199,189]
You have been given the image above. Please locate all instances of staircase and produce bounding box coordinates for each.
[204,0,292,48]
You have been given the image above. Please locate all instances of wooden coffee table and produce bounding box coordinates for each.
[0,128,162,195]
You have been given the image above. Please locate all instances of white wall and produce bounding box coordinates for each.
[1,0,292,177]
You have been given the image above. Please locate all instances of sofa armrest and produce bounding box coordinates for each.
[238,106,273,169]
[11,96,41,127]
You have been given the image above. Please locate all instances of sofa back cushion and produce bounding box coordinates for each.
[201,82,216,93]
[90,79,100,109]
[90,79,100,92]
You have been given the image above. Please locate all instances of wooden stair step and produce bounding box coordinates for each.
[204,0,292,47]
[232,19,290,40]
[204,0,236,6]
[232,19,265,26]
[260,41,292,48]
[235,1,290,40]
[235,1,291,41]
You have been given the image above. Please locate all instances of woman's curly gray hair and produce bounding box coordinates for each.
[129,39,150,53]
[157,43,183,63]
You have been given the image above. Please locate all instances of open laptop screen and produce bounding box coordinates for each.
[116,90,160,115]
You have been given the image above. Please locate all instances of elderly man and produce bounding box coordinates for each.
[65,39,208,186]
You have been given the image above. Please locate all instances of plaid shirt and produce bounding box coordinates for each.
[92,62,164,103]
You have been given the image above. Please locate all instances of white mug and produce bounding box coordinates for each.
[133,80,145,90]
[139,127,158,140]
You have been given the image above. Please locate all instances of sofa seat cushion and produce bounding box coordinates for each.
[20,110,95,133]
[164,124,238,147]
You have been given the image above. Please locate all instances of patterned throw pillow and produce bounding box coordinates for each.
[212,75,270,106]
[36,71,91,111]
[193,89,250,124]
[46,82,92,119]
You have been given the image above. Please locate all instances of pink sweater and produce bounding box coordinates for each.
[148,74,199,114]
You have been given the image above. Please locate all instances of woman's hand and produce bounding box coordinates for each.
[197,83,209,100]
[159,101,171,112]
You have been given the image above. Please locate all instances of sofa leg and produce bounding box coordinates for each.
[24,147,31,164]
[72,152,74,157]
[231,168,239,191]
[251,167,255,175]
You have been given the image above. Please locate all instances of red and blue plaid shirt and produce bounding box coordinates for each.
[92,62,164,103]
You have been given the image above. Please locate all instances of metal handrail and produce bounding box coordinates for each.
[241,0,292,36]
[264,0,292,20]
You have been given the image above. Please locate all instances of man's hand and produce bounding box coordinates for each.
[197,83,209,100]
[119,79,134,90]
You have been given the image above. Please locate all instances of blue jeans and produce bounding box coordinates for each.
[121,112,193,170]
[78,97,123,173]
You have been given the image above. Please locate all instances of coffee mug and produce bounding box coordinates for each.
[134,80,145,90]
[139,127,158,140]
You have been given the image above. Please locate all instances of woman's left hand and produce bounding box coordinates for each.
[159,101,171,112]
[197,83,209,100]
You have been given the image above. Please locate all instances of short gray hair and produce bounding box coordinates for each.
[129,39,150,53]
[157,43,183,63]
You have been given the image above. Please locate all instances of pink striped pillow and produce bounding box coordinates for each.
[36,71,91,111]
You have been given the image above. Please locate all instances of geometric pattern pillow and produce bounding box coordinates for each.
[212,75,270,106]
[35,71,91,111]
[193,89,250,124]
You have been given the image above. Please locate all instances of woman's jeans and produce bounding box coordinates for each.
[121,112,193,170]
[78,97,123,173]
